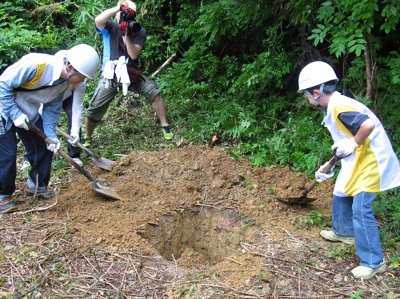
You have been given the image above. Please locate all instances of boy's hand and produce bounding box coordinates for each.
[331,138,359,158]
[315,161,335,183]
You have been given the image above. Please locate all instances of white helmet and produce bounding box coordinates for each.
[67,44,100,79]
[298,61,338,93]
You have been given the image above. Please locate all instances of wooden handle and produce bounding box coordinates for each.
[55,127,98,159]
[301,155,338,197]
[27,121,95,183]
[320,155,338,174]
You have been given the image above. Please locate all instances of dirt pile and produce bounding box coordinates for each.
[54,145,334,253]
[1,145,397,298]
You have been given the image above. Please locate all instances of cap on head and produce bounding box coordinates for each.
[67,44,100,79]
[121,0,136,11]
[298,61,338,93]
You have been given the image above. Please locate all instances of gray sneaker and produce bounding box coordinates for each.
[351,260,386,279]
[320,230,355,245]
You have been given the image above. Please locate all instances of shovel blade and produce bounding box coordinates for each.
[92,157,115,171]
[91,180,122,200]
[277,196,317,205]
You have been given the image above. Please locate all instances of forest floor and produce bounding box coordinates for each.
[0,145,399,298]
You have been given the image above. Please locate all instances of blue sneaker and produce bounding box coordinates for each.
[25,179,56,200]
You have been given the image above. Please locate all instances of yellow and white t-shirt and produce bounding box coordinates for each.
[323,92,400,196]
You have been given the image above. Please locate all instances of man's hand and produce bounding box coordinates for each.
[47,139,61,154]
[13,113,29,130]
[331,138,359,158]
[315,161,335,183]
[68,132,80,147]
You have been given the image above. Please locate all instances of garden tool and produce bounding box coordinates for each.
[27,121,122,200]
[55,127,114,171]
[277,154,339,205]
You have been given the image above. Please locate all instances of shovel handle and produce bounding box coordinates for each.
[27,121,96,183]
[55,127,98,159]
[301,155,339,197]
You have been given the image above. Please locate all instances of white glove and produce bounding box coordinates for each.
[68,132,80,147]
[331,138,359,158]
[315,161,335,183]
[13,113,29,130]
[47,139,61,154]
[115,56,130,96]
[103,60,117,88]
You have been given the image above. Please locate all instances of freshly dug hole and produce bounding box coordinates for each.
[138,206,260,267]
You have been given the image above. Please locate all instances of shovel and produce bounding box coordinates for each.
[277,155,339,205]
[27,121,122,200]
[55,127,114,171]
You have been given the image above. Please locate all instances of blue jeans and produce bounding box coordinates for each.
[332,192,384,268]
[0,117,53,199]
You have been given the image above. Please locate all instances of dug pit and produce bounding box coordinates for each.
[137,205,260,268]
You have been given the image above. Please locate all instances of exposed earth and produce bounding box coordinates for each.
[0,145,399,298]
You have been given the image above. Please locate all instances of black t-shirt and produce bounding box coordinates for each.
[97,20,146,68]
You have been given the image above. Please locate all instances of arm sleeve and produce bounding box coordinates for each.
[338,111,370,136]
[42,94,64,140]
[70,82,86,135]
[0,61,37,121]
[132,28,146,48]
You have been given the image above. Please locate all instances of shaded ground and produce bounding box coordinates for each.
[0,145,399,298]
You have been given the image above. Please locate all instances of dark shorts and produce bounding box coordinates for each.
[86,75,160,122]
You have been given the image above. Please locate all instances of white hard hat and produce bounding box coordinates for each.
[67,44,100,79]
[298,61,338,93]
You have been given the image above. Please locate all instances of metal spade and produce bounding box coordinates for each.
[277,155,338,205]
[55,127,114,171]
[27,121,122,200]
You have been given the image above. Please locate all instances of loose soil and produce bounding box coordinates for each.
[0,145,399,298]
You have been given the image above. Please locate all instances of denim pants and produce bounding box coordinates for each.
[332,192,384,268]
[62,96,81,159]
[0,117,53,199]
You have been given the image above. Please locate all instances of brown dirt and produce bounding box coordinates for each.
[1,145,398,298]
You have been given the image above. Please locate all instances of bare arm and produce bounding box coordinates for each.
[124,36,143,60]
[354,118,375,145]
[95,4,120,30]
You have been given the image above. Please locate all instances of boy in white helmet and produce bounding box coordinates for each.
[0,44,99,212]
[84,0,173,146]
[298,61,400,279]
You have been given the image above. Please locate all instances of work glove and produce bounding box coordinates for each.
[331,138,359,159]
[13,113,29,130]
[68,131,80,147]
[315,161,335,183]
[46,139,61,154]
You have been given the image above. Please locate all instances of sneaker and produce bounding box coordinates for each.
[25,188,56,201]
[351,260,386,279]
[161,126,174,141]
[82,137,92,147]
[0,198,16,213]
[320,230,355,245]
[72,157,83,167]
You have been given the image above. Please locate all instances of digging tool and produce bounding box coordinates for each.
[278,155,339,205]
[27,121,122,200]
[55,127,114,171]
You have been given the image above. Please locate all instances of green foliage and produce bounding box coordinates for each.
[327,244,356,262]
[374,188,400,263]
[294,211,328,229]
[349,290,365,299]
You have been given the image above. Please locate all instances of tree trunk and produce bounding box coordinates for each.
[364,33,373,101]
